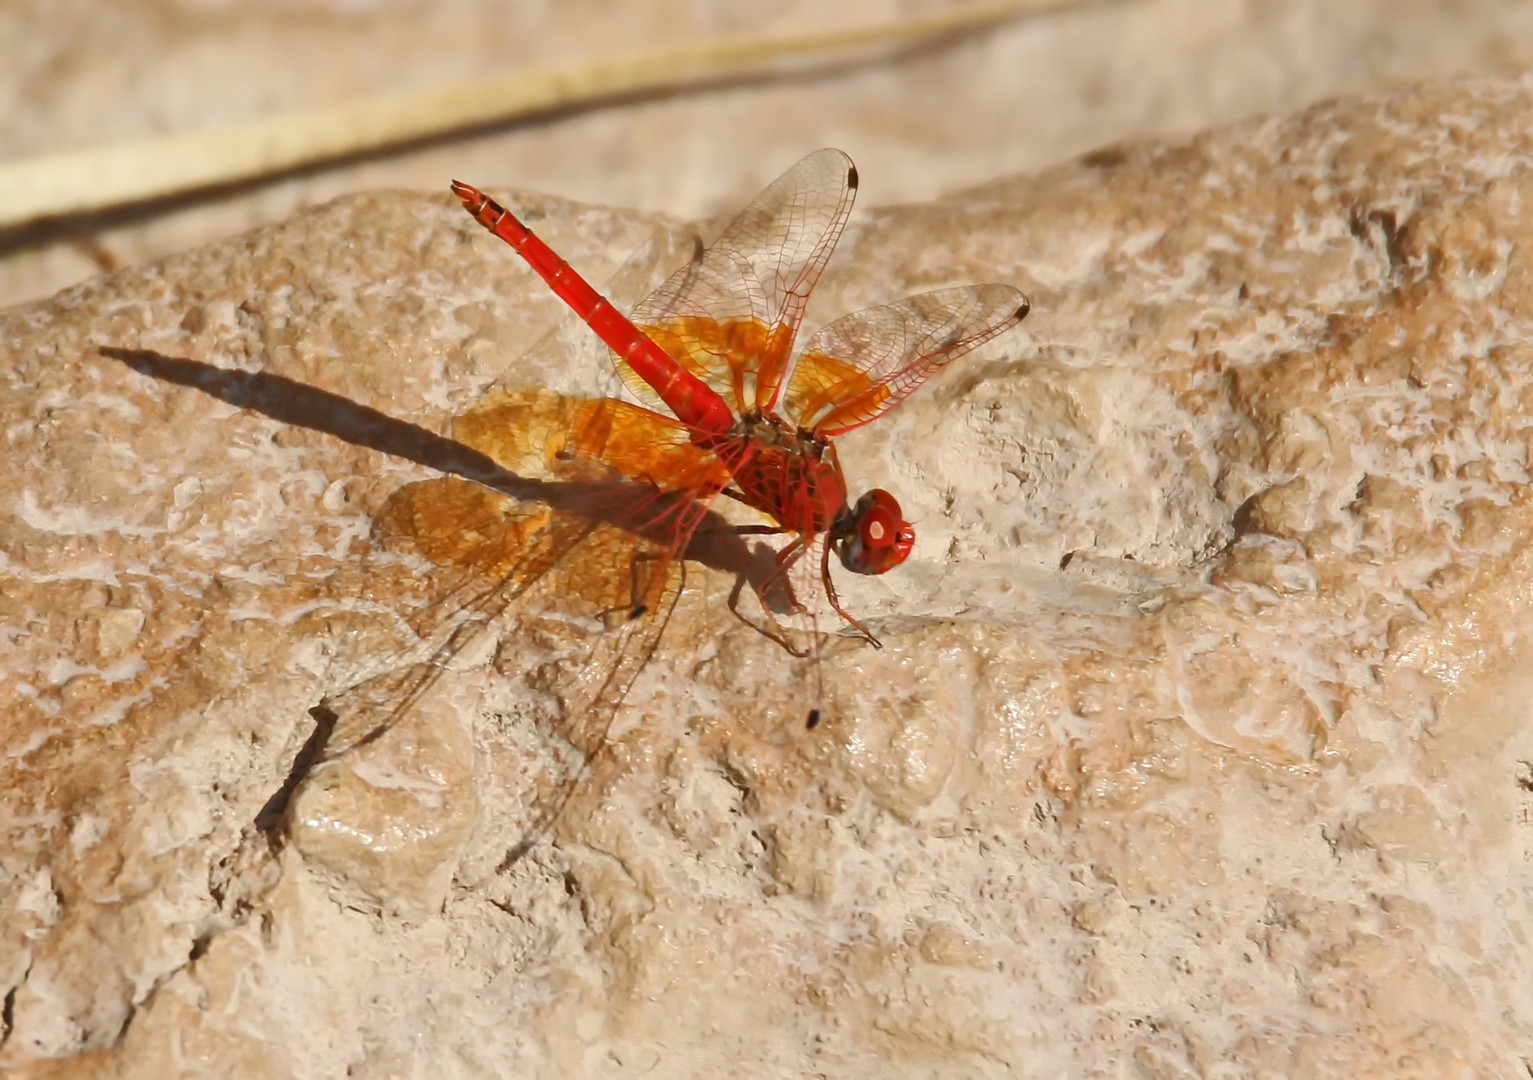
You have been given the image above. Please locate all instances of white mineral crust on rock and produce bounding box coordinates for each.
[3,77,1533,1077]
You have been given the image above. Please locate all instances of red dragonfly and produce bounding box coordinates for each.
[446,148,1028,652]
[313,151,1026,858]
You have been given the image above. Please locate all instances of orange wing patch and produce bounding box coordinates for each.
[637,316,795,416]
[777,346,884,433]
[453,388,729,496]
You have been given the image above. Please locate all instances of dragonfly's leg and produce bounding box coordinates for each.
[727,573,810,657]
[761,535,812,613]
[819,535,882,648]
[610,490,718,626]
[720,533,816,657]
[613,544,676,623]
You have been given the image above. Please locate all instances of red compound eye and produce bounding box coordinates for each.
[838,490,915,575]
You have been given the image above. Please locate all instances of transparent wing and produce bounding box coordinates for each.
[619,148,858,416]
[781,284,1028,436]
[313,389,732,860]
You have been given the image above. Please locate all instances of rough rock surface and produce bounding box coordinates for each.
[5,77,1533,1077]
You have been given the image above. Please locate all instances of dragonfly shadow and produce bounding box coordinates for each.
[98,346,784,598]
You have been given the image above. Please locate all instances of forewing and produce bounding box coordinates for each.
[622,148,857,415]
[782,284,1028,435]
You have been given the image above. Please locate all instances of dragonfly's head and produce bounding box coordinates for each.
[835,489,915,575]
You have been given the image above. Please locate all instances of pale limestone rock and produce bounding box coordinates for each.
[5,77,1533,1077]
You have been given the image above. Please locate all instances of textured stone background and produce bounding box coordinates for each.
[6,3,1533,1079]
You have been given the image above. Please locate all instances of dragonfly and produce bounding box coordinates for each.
[308,150,1027,860]
[447,148,1029,652]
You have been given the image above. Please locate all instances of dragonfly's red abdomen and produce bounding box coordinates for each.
[450,180,735,438]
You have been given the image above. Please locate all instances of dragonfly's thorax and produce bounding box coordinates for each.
[715,410,848,535]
